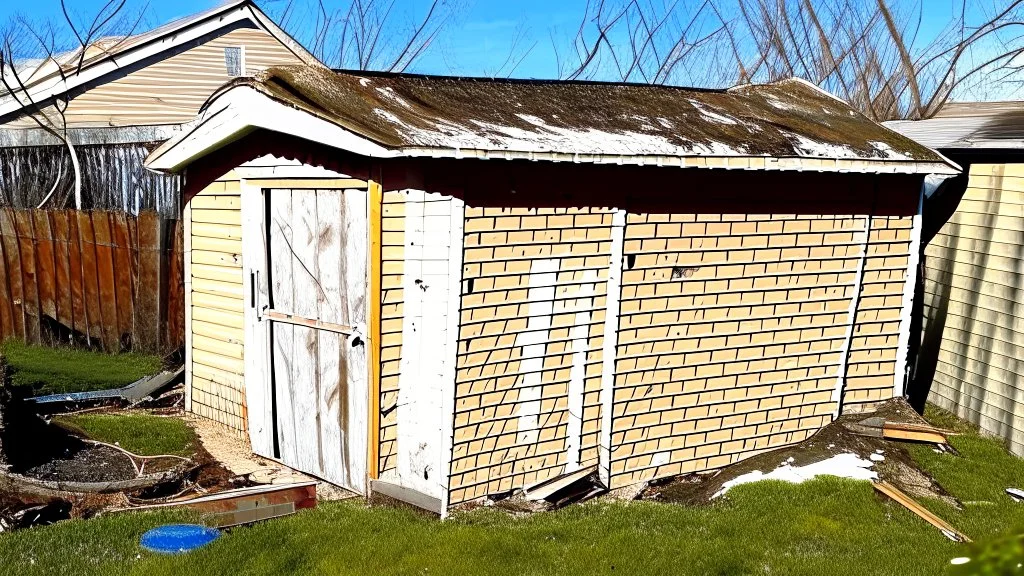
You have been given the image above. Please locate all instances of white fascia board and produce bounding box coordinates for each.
[145,86,397,172]
[0,5,258,119]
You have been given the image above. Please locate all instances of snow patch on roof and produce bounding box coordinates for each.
[689,100,738,125]
[712,453,877,498]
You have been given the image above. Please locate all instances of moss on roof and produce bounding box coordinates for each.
[216,65,945,163]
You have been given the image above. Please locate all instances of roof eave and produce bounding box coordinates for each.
[146,86,960,177]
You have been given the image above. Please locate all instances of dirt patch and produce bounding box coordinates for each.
[23,445,137,483]
[643,398,957,507]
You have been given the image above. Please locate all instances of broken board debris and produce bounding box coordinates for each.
[874,481,970,542]
[845,417,956,445]
[121,481,317,528]
[27,367,185,408]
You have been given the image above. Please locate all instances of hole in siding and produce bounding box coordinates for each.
[424,469,429,480]
[671,266,698,280]
[351,336,363,348]
[626,254,636,269]
[467,278,475,293]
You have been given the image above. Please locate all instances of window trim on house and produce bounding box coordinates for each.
[224,45,246,77]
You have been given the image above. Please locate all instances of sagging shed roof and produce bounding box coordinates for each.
[146,65,959,174]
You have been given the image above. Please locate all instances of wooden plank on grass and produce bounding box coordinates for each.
[13,210,41,344]
[136,211,161,353]
[111,213,135,348]
[31,210,57,323]
[75,212,101,345]
[874,481,970,542]
[90,212,120,351]
[0,209,26,340]
[49,211,74,331]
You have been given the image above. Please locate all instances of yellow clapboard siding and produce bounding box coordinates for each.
[192,362,245,389]
[192,249,241,267]
[192,276,243,299]
[191,263,243,284]
[193,348,244,376]
[194,333,243,361]
[192,319,244,345]
[192,235,242,255]
[190,208,242,226]
[192,222,243,240]
[192,305,245,330]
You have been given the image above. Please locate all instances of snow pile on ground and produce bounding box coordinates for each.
[713,453,878,498]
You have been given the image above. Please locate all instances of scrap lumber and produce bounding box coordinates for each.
[874,481,970,542]
[524,465,599,502]
[846,417,956,444]
[27,367,184,407]
[123,482,318,527]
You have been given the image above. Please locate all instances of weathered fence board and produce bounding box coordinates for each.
[0,210,25,340]
[0,208,184,353]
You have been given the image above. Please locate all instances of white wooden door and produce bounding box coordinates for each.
[258,187,368,491]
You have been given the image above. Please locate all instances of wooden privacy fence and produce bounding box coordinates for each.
[0,208,183,353]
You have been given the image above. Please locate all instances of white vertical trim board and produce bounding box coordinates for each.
[393,190,462,512]
[598,209,626,487]
[832,213,871,418]
[183,200,194,413]
[893,183,926,398]
[439,195,465,518]
[240,179,274,454]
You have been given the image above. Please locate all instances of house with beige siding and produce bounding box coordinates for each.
[888,105,1024,457]
[145,65,959,514]
[0,0,318,215]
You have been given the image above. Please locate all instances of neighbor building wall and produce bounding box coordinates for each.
[184,173,246,432]
[4,26,305,130]
[923,163,1024,456]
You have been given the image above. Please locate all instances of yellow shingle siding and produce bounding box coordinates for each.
[187,176,246,432]
[379,190,405,474]
[448,206,614,505]
[923,163,1024,456]
[841,216,912,410]
[609,213,868,487]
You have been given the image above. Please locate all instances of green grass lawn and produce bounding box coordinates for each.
[0,404,1021,576]
[0,341,162,395]
[52,413,197,457]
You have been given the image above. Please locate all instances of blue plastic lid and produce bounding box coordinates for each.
[141,524,220,554]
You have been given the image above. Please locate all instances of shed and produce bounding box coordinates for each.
[145,65,958,514]
[888,104,1024,456]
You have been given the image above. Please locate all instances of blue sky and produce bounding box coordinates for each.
[0,0,993,82]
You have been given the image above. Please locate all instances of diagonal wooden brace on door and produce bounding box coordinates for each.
[263,309,358,336]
